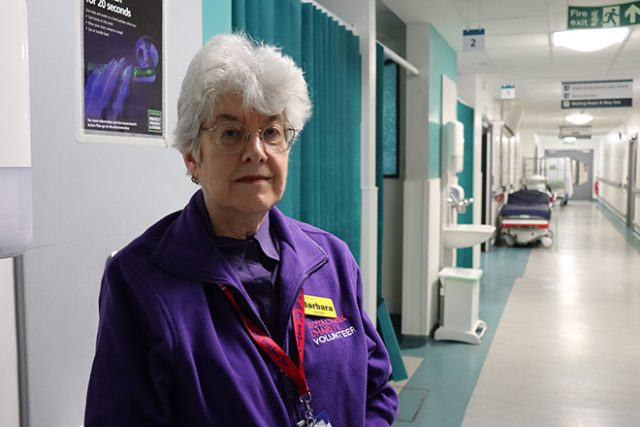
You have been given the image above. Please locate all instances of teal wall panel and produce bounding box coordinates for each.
[456,101,474,268]
[427,25,457,179]
[202,0,232,44]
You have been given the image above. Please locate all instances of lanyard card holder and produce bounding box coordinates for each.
[296,409,332,427]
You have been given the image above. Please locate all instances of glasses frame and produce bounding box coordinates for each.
[199,120,298,154]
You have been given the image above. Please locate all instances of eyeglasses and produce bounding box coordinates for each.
[199,120,297,154]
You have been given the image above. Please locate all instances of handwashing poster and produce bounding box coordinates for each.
[82,0,163,138]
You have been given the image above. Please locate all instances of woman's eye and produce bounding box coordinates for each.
[217,127,246,144]
[263,126,282,140]
[222,129,241,138]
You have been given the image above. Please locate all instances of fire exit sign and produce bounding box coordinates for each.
[568,1,640,29]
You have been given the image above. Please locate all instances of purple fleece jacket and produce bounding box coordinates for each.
[84,191,398,426]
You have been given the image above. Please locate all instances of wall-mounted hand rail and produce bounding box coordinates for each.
[596,176,624,188]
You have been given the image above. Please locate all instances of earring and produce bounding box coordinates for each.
[191,175,200,185]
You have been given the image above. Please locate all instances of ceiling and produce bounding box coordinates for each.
[380,0,640,138]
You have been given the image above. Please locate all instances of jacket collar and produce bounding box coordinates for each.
[152,191,328,293]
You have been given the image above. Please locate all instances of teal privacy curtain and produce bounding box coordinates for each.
[456,101,474,268]
[232,1,361,259]
[298,4,361,259]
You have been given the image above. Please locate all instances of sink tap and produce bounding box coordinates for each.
[447,185,473,216]
[448,184,464,202]
[455,197,474,213]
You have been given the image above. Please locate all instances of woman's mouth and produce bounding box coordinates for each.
[236,175,269,184]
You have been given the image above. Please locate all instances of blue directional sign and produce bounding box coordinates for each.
[561,79,633,109]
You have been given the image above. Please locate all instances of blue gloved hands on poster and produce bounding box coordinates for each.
[85,58,133,121]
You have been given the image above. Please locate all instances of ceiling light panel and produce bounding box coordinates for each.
[485,16,549,35]
[485,34,549,49]
[552,28,629,52]
[565,112,594,125]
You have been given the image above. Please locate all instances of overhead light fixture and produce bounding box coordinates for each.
[563,136,577,143]
[552,27,629,52]
[565,111,594,125]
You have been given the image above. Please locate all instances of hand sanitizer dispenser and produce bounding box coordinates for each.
[1,0,32,258]
[445,120,464,173]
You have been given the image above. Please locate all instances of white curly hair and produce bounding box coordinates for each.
[173,33,312,161]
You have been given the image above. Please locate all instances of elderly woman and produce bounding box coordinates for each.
[84,33,398,427]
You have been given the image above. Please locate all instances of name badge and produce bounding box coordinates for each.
[303,295,337,318]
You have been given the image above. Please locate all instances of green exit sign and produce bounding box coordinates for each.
[568,1,640,29]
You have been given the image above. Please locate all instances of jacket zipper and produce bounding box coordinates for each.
[219,256,328,349]
[218,282,275,339]
[218,282,296,424]
[219,256,328,426]
[280,256,328,426]
[281,257,328,349]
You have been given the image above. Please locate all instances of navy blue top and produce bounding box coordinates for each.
[215,214,282,340]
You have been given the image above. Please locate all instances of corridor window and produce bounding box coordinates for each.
[383,60,399,177]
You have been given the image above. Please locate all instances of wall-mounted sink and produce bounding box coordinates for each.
[442,224,496,248]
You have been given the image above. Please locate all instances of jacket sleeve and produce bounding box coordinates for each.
[354,268,399,426]
[84,256,175,427]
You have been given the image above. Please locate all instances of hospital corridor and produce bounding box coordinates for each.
[2,0,640,426]
[391,201,640,426]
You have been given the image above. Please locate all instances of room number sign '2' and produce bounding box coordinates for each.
[463,28,485,52]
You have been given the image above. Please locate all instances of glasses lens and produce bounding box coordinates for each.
[261,123,288,152]
[213,122,247,152]
[210,121,296,153]
[284,127,296,148]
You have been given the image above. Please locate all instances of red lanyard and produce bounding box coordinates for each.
[220,285,310,398]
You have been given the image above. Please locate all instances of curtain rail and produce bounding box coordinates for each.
[379,42,420,76]
[301,1,419,76]
[300,0,357,34]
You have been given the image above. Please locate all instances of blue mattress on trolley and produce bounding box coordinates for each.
[501,190,551,220]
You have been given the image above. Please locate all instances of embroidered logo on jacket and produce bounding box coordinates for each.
[307,315,356,346]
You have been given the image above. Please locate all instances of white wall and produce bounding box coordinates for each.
[21,0,204,425]
[599,113,640,219]
[636,136,640,230]
[401,23,440,336]
[634,120,640,229]
[617,116,640,228]
[0,258,19,427]
[457,74,500,267]
[518,128,537,179]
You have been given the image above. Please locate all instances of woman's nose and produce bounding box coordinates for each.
[240,131,268,162]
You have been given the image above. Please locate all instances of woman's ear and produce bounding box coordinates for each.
[183,151,198,176]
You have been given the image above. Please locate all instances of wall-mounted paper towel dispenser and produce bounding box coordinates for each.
[445,120,464,173]
[1,0,32,258]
